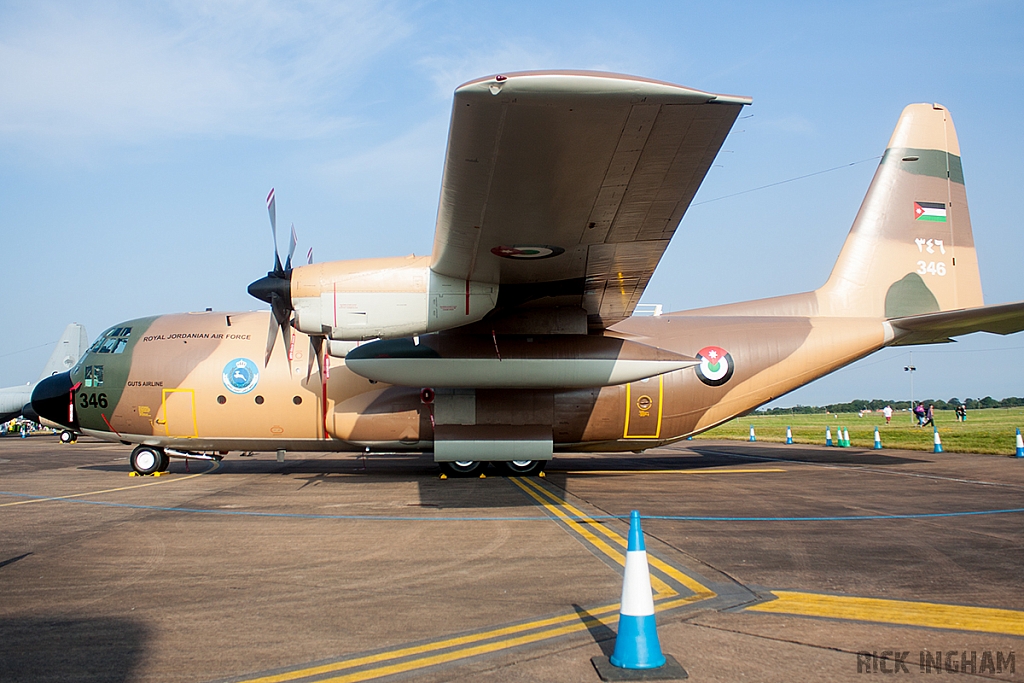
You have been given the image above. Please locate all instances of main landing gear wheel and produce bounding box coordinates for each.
[438,460,486,478]
[130,446,168,475]
[494,460,546,476]
[59,430,76,444]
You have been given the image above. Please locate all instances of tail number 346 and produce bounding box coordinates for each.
[78,392,109,409]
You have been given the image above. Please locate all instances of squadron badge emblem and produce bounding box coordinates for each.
[223,358,260,394]
[695,346,734,387]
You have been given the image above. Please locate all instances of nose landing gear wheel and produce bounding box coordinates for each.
[130,446,168,475]
[438,460,485,478]
[494,460,546,476]
[59,430,77,444]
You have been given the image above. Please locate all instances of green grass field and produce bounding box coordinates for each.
[693,407,1024,456]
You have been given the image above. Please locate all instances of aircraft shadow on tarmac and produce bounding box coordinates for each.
[0,616,147,683]
[683,445,928,467]
[73,447,928,510]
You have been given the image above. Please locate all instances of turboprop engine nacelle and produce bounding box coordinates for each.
[290,255,497,341]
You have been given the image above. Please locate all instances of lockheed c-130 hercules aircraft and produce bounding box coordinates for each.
[32,71,1024,477]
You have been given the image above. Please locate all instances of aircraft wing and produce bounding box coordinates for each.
[429,71,750,330]
[889,300,1024,345]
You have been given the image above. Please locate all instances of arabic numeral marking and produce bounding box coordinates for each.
[917,261,946,276]
[77,392,109,409]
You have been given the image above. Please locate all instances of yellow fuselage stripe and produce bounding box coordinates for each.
[747,591,1024,636]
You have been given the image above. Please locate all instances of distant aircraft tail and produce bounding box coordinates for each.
[37,323,88,382]
[817,103,984,318]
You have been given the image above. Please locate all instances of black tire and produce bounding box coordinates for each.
[59,430,76,444]
[130,446,164,475]
[493,460,547,477]
[438,460,485,477]
[156,450,170,472]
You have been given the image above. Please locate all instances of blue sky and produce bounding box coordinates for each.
[2,0,1022,407]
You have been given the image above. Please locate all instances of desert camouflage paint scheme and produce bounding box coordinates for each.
[33,73,1024,474]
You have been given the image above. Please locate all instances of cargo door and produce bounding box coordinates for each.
[623,376,662,439]
[161,389,197,438]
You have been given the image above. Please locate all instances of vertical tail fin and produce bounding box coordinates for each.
[817,103,983,318]
[37,323,88,382]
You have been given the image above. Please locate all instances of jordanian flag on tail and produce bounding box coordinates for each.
[914,201,946,222]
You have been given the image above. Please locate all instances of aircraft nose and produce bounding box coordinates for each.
[32,371,75,430]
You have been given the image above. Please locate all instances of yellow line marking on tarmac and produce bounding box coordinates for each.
[509,476,674,597]
[236,604,621,683]
[564,468,786,475]
[0,461,219,507]
[747,591,1024,636]
[235,478,717,683]
[513,477,716,600]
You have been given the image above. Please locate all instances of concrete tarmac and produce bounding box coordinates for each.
[1,434,1022,682]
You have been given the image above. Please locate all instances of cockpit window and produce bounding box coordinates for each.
[89,326,133,354]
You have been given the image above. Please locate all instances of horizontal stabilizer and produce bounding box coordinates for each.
[888,301,1024,346]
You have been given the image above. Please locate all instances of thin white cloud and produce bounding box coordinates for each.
[0,0,411,143]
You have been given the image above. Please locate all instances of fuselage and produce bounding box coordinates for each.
[34,307,889,454]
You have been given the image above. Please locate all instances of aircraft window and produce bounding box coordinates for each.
[84,365,104,387]
[113,339,127,354]
[99,338,119,353]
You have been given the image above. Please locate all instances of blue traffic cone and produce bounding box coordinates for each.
[1015,429,1022,458]
[749,425,756,442]
[786,426,793,444]
[933,426,943,454]
[826,426,833,447]
[609,511,666,670]
[873,426,882,450]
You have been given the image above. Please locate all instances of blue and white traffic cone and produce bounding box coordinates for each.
[1015,428,1023,458]
[826,427,833,447]
[933,426,943,454]
[873,426,882,450]
[786,426,793,444]
[610,511,666,670]
[749,425,756,442]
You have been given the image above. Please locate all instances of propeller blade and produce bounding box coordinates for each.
[267,188,283,273]
[264,304,279,366]
[285,223,297,271]
[306,335,324,382]
[306,247,313,265]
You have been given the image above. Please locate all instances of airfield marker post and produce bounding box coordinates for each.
[826,427,833,447]
[933,427,943,454]
[786,426,793,444]
[874,426,882,450]
[749,425,756,442]
[1015,428,1023,458]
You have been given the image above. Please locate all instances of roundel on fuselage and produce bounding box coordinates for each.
[694,346,734,387]
[223,358,260,394]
